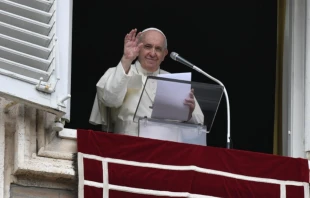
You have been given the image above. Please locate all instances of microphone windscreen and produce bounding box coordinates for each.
[170,52,178,60]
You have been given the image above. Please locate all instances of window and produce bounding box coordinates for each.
[0,0,72,121]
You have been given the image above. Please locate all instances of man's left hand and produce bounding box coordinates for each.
[184,88,195,121]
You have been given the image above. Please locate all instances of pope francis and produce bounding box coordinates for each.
[89,27,204,136]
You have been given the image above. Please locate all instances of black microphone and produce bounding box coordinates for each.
[170,52,194,69]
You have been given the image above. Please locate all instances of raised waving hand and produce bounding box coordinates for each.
[121,29,143,73]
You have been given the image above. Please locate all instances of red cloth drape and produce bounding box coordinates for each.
[77,129,309,198]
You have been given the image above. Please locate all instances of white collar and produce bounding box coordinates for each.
[134,60,160,76]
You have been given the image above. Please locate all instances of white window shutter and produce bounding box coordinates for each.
[0,0,73,121]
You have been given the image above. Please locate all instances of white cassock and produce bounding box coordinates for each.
[89,60,204,136]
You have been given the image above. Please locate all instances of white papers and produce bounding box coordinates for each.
[151,72,192,121]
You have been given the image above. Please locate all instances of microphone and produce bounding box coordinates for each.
[170,52,232,149]
[170,52,194,69]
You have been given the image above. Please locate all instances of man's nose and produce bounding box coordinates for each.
[150,48,156,56]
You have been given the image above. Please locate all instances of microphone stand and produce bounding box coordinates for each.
[170,52,231,149]
[191,66,231,149]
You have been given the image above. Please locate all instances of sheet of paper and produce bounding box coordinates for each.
[151,72,192,121]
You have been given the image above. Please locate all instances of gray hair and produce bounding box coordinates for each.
[138,27,168,49]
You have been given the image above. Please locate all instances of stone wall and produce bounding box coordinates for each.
[0,97,77,198]
[10,184,74,198]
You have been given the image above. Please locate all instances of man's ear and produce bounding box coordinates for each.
[163,49,168,59]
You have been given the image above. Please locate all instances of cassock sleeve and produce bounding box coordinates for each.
[187,97,204,125]
[96,61,133,108]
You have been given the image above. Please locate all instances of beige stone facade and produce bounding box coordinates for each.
[0,97,77,198]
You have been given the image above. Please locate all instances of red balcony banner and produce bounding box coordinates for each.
[77,129,309,198]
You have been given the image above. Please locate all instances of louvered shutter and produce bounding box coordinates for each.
[0,0,72,120]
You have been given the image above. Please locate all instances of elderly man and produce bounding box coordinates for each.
[90,28,204,136]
